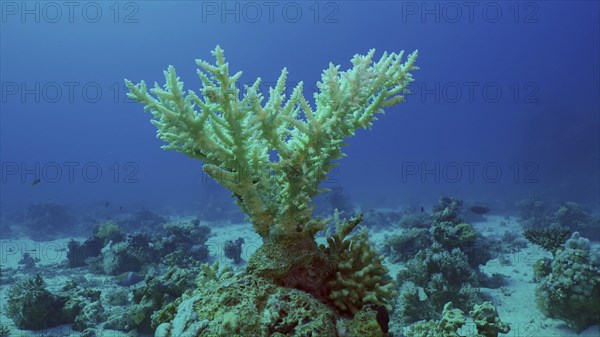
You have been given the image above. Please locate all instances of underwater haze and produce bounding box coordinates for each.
[1,1,598,210]
[0,1,599,337]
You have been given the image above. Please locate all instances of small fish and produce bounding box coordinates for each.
[469,204,490,215]
[105,201,110,208]
[115,271,144,286]
[420,206,424,213]
[31,178,41,186]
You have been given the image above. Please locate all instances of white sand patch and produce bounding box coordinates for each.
[204,221,261,266]
[475,215,599,336]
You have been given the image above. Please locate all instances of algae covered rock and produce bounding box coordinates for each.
[158,270,338,336]
[156,263,390,337]
[405,301,510,337]
[469,302,510,337]
[405,302,466,337]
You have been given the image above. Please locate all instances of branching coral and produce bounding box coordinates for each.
[126,46,417,242]
[321,212,395,314]
[126,46,417,334]
[5,274,68,329]
[523,226,570,255]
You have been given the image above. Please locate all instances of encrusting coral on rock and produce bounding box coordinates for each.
[126,46,417,335]
[405,301,510,337]
[535,231,600,332]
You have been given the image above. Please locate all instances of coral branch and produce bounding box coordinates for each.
[126,46,417,241]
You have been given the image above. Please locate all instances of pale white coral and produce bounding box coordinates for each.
[126,46,417,241]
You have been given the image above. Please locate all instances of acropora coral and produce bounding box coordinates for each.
[523,226,570,255]
[126,45,417,242]
[126,46,417,335]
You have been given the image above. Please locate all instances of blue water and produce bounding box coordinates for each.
[1,2,599,337]
[1,1,598,213]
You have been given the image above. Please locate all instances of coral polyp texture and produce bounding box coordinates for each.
[321,212,396,314]
[125,45,417,241]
